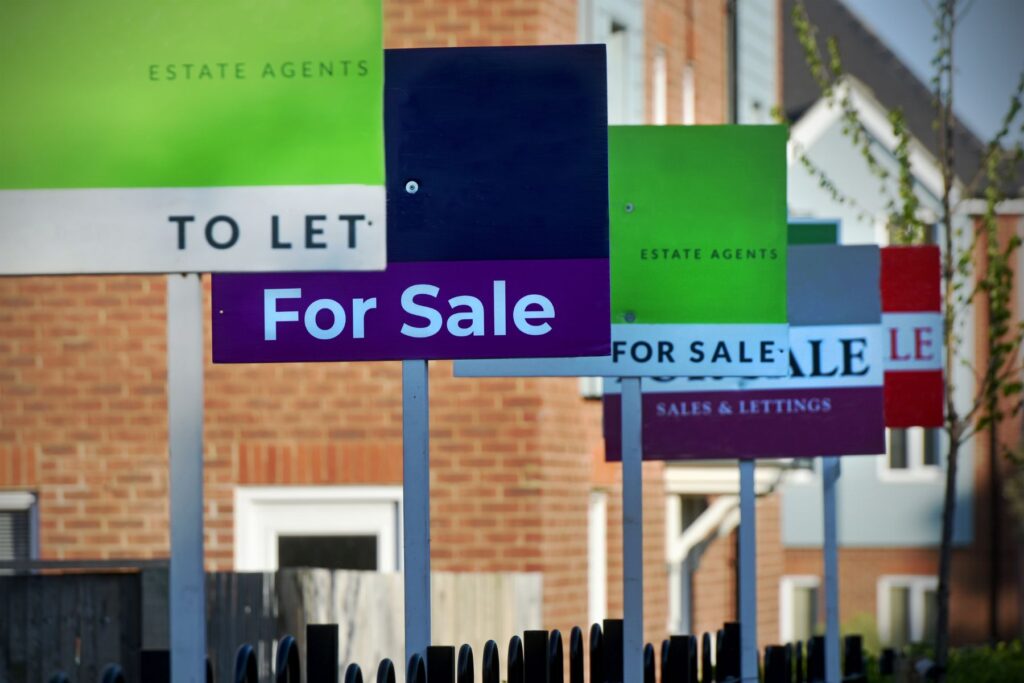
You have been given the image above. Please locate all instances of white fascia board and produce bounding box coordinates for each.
[789,77,953,204]
[960,199,1024,215]
[0,491,36,510]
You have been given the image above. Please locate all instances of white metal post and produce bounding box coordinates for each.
[823,456,842,683]
[402,359,432,666]
[167,273,206,683]
[739,459,758,682]
[621,377,644,683]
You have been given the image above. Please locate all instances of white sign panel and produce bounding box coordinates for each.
[454,323,789,377]
[603,325,884,394]
[0,186,385,275]
[882,312,943,372]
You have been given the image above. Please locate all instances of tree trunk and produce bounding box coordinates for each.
[989,419,1002,644]
[935,434,960,679]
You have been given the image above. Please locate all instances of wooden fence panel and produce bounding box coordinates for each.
[0,573,141,683]
[206,571,278,683]
[2,569,540,682]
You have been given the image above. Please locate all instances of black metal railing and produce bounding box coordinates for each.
[43,620,878,683]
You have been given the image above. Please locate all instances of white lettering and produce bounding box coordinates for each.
[351,297,377,339]
[264,288,301,340]
[401,284,443,338]
[493,280,507,336]
[512,294,554,336]
[303,298,346,340]
[447,295,485,337]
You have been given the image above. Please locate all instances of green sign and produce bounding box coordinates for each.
[0,0,386,273]
[610,125,788,324]
[788,219,839,245]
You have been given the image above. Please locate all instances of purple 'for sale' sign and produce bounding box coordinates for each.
[213,259,608,362]
[604,245,886,459]
[212,45,610,363]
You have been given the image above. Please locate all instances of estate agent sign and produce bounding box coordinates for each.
[882,246,944,426]
[604,245,886,458]
[455,125,790,378]
[212,45,611,362]
[0,0,385,273]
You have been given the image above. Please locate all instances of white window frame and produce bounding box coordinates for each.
[588,490,608,627]
[234,486,402,572]
[682,62,696,125]
[0,491,38,572]
[780,575,820,642]
[579,376,603,400]
[877,574,938,646]
[652,47,668,125]
[877,427,942,483]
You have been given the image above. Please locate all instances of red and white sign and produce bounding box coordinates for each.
[881,246,943,426]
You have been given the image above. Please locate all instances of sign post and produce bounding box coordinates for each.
[881,246,944,426]
[0,3,387,681]
[620,378,644,681]
[791,219,842,683]
[458,125,790,683]
[214,45,611,667]
[738,459,758,682]
[402,360,432,660]
[604,244,885,682]
[167,274,206,683]
[822,455,841,683]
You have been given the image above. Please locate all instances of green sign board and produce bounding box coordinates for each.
[0,0,386,273]
[787,219,840,245]
[610,125,788,324]
[456,125,791,377]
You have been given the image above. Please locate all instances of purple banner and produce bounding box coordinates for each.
[212,258,609,363]
[604,387,885,460]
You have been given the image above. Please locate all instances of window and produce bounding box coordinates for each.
[652,48,667,125]
[579,377,603,400]
[679,495,708,531]
[878,576,938,648]
[606,22,629,124]
[278,535,378,571]
[235,486,401,572]
[588,491,608,626]
[881,428,941,479]
[0,492,36,575]
[780,576,821,643]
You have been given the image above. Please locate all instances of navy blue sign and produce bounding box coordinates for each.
[384,45,609,263]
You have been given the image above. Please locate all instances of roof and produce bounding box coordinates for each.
[781,0,996,193]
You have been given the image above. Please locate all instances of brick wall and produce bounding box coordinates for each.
[0,275,169,561]
[690,490,782,650]
[692,0,728,124]
[644,0,728,125]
